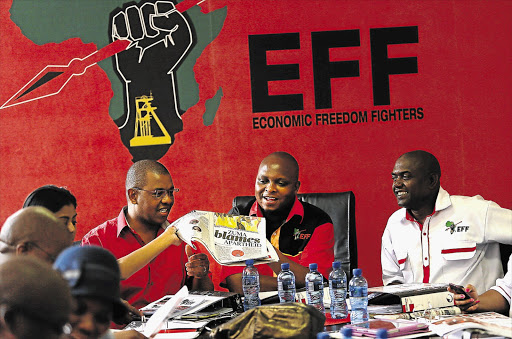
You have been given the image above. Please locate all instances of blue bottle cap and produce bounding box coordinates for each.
[317,332,330,339]
[281,263,290,270]
[341,328,353,337]
[353,268,362,276]
[309,263,318,270]
[332,261,341,269]
[245,259,254,266]
[376,329,388,339]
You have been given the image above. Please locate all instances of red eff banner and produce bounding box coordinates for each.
[0,0,511,287]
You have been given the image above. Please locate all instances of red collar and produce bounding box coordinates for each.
[116,207,168,237]
[116,207,130,237]
[405,208,436,224]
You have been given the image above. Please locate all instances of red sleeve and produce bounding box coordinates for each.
[299,222,334,279]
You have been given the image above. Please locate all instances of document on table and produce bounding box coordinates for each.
[143,286,190,337]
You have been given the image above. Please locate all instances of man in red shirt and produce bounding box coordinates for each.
[221,152,334,293]
[82,160,213,308]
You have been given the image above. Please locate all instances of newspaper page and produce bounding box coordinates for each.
[172,210,278,266]
[429,312,512,338]
[368,283,449,296]
[141,294,207,316]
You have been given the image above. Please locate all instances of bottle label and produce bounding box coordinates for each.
[330,281,344,289]
[243,276,258,286]
[332,290,345,298]
[308,281,323,292]
[350,286,367,297]
[282,283,294,291]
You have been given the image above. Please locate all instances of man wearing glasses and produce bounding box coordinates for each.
[0,206,72,264]
[82,160,213,309]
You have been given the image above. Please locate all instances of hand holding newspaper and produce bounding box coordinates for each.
[171,210,278,266]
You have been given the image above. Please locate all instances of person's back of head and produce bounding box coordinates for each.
[0,255,72,339]
[54,245,127,338]
[0,207,72,263]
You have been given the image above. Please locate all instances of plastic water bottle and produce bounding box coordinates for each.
[341,328,353,339]
[376,329,388,339]
[329,261,348,319]
[277,263,296,303]
[305,263,325,314]
[242,259,260,311]
[349,268,368,324]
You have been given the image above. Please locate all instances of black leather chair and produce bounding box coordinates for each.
[232,191,358,280]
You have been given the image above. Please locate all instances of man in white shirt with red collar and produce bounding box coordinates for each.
[381,150,512,292]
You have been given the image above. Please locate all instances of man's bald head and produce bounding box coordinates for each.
[259,152,300,182]
[126,160,170,190]
[0,207,72,263]
[0,256,71,338]
[397,150,441,179]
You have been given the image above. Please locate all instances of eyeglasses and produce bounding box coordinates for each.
[133,188,179,199]
[0,238,57,263]
[29,242,58,263]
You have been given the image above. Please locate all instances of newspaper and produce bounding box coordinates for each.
[368,283,454,312]
[141,294,207,317]
[172,210,278,266]
[372,305,461,320]
[368,283,449,296]
[429,312,512,338]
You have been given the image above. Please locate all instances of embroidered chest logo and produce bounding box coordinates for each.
[445,221,469,234]
[293,228,311,240]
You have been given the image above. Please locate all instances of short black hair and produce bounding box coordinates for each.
[262,151,300,182]
[23,185,77,213]
[401,150,441,177]
[125,160,170,190]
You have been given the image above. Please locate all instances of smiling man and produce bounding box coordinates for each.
[381,150,512,292]
[221,152,334,293]
[82,160,213,309]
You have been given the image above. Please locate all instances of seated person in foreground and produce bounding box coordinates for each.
[449,253,512,317]
[82,160,213,309]
[54,245,145,339]
[221,152,334,293]
[0,206,72,263]
[0,255,72,339]
[381,150,512,292]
